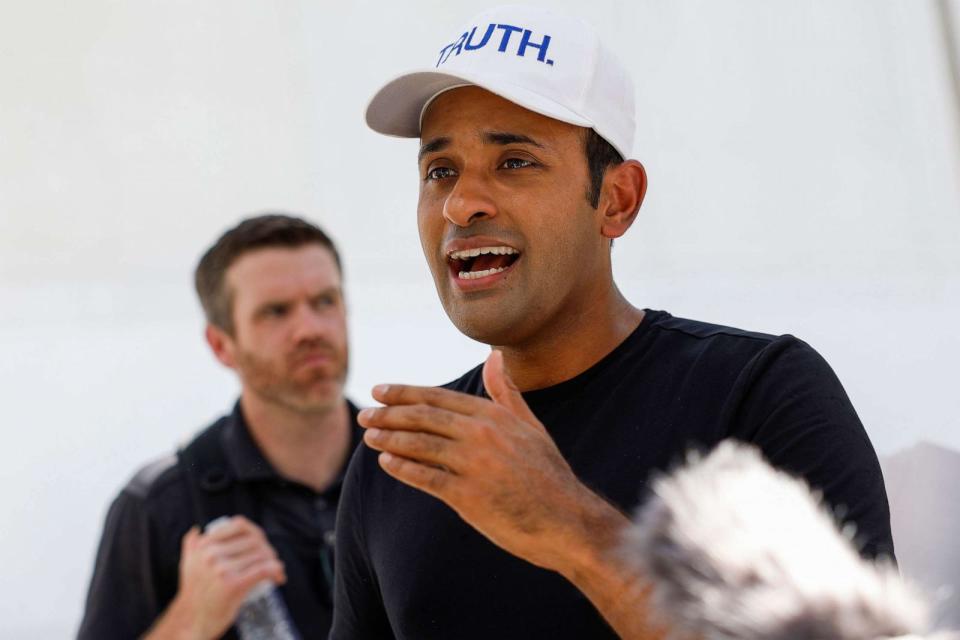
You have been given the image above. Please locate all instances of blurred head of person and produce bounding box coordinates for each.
[195,214,348,415]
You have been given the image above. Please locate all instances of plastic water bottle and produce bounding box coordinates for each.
[205,517,300,640]
[234,581,299,640]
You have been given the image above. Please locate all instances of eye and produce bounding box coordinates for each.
[501,157,535,170]
[311,294,336,309]
[426,166,457,181]
[263,304,289,318]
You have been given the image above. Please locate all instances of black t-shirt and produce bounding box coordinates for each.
[77,401,363,640]
[331,311,895,639]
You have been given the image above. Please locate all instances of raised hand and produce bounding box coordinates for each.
[358,349,625,573]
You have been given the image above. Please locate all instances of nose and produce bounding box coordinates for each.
[442,170,498,227]
[291,303,334,345]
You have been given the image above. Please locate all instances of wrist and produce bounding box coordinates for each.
[559,493,666,638]
[143,595,208,640]
[555,488,632,586]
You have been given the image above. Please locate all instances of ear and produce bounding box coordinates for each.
[205,324,237,370]
[598,160,647,240]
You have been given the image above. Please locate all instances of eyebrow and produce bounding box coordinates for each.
[253,286,342,314]
[418,136,450,163]
[483,131,544,148]
[418,131,546,163]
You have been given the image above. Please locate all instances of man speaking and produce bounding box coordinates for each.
[331,6,894,640]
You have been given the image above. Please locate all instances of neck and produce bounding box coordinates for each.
[239,392,351,493]
[496,282,644,392]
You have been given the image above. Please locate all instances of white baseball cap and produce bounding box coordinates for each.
[365,5,635,159]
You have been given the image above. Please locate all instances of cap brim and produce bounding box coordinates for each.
[365,69,593,138]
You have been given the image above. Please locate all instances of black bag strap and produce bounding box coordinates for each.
[178,418,255,527]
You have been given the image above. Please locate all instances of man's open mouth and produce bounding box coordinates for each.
[447,246,521,280]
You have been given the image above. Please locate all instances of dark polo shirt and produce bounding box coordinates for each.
[78,400,363,640]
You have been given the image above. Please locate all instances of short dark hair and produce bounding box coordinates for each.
[584,129,625,208]
[195,213,342,334]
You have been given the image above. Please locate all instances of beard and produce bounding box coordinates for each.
[234,342,348,414]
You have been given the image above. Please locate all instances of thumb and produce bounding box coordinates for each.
[482,350,541,428]
[181,526,201,554]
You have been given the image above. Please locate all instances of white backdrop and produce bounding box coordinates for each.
[1,1,959,636]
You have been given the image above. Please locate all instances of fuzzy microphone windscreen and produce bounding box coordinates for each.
[623,441,958,640]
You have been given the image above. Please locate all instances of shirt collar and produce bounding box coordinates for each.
[221,399,365,486]
[222,401,278,483]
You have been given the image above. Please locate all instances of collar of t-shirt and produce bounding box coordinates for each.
[220,399,364,499]
[477,309,665,415]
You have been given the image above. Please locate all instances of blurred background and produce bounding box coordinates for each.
[1,1,958,636]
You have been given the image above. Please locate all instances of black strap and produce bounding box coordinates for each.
[177,418,255,527]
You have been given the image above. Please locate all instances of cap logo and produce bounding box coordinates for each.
[435,23,554,68]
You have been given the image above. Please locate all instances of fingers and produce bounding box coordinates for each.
[203,542,283,577]
[184,516,284,583]
[377,452,454,502]
[359,403,469,439]
[364,352,543,437]
[231,553,286,586]
[181,526,201,553]
[173,518,285,638]
[482,350,542,428]
[233,557,287,594]
[203,515,266,542]
[371,383,490,414]
[364,427,456,470]
[212,533,277,561]
[200,518,275,559]
[194,551,286,609]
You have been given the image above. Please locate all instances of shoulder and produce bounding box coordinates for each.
[646,311,781,356]
[120,416,229,506]
[90,454,191,577]
[342,419,425,507]
[344,434,383,485]
[113,452,194,535]
[643,310,816,374]
[345,397,365,434]
[639,312,843,413]
[124,453,180,499]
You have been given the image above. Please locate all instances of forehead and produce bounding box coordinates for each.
[420,86,584,148]
[226,245,340,304]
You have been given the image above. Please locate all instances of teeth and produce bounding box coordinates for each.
[448,246,519,260]
[459,266,509,280]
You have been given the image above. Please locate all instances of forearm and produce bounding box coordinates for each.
[141,597,205,640]
[555,494,670,640]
